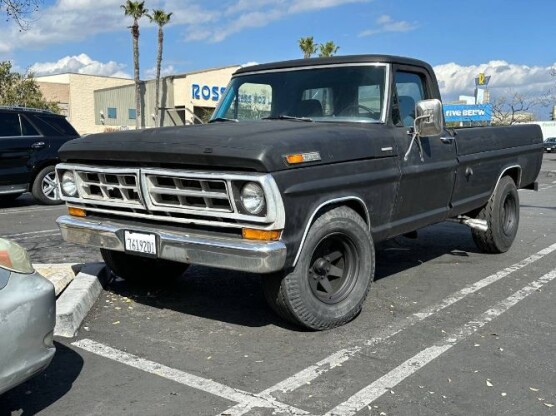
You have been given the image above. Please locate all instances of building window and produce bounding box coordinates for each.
[128,109,136,120]
[107,107,117,119]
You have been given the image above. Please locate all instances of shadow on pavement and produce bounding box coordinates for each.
[0,193,36,209]
[104,222,478,329]
[0,342,84,416]
[106,266,302,330]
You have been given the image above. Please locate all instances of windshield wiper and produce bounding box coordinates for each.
[209,117,239,123]
[262,115,313,122]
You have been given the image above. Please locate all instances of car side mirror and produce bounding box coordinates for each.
[414,99,444,137]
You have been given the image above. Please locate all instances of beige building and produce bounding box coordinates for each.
[94,65,240,131]
[37,73,134,135]
[37,65,240,135]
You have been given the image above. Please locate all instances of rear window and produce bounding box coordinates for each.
[0,112,21,136]
[31,115,78,136]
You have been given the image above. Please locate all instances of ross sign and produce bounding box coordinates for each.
[444,104,492,123]
[192,84,227,102]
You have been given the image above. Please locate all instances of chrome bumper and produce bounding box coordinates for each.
[57,215,287,274]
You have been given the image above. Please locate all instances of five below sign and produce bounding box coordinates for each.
[443,104,492,122]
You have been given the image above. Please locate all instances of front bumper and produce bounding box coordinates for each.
[57,215,287,274]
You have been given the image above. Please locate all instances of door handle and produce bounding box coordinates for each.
[440,137,454,144]
[31,141,46,149]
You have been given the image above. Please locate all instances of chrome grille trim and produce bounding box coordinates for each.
[145,174,233,212]
[56,163,286,230]
[75,170,141,206]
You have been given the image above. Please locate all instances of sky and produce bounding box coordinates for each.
[1,0,555,118]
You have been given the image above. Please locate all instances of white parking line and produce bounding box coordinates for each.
[8,232,59,242]
[72,339,311,416]
[0,206,62,215]
[1,229,58,238]
[219,243,556,416]
[325,268,556,416]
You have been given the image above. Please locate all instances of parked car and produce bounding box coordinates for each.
[0,238,56,395]
[544,137,556,152]
[54,55,543,330]
[0,106,80,204]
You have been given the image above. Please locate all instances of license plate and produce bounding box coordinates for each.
[124,231,157,256]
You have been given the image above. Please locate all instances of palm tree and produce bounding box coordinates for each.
[319,41,340,57]
[147,9,172,128]
[298,36,318,59]
[121,1,148,129]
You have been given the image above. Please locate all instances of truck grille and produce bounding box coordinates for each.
[75,170,141,206]
[145,174,232,212]
[56,164,284,229]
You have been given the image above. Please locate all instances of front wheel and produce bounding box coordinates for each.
[32,165,63,205]
[101,249,189,285]
[472,176,519,253]
[263,206,374,330]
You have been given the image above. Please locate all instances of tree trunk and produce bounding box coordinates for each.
[132,21,141,129]
[155,26,163,127]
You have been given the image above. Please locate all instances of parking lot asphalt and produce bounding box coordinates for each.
[1,154,555,416]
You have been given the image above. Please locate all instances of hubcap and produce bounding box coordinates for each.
[308,233,359,304]
[42,172,60,201]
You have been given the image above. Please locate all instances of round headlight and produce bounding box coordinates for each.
[62,171,77,197]
[240,182,265,215]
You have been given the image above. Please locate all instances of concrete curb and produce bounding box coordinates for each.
[34,263,80,296]
[54,262,107,338]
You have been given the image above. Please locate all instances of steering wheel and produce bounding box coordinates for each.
[337,104,375,117]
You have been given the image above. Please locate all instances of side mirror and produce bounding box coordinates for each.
[414,99,443,137]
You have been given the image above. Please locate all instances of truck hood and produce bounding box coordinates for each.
[59,121,394,172]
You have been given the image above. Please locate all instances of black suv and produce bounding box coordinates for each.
[0,107,79,204]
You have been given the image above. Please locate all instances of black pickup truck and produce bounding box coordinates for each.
[55,55,543,330]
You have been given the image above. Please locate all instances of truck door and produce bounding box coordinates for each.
[389,66,457,235]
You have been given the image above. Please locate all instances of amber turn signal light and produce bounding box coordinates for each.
[68,207,87,217]
[242,228,281,241]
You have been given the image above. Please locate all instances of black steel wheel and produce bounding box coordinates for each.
[263,206,374,330]
[307,233,359,305]
[472,175,520,253]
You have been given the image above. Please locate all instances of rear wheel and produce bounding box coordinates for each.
[472,176,519,253]
[263,206,374,330]
[101,249,189,285]
[32,165,63,205]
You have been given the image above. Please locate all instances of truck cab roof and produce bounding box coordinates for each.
[234,54,435,75]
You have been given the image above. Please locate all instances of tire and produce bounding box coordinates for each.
[472,176,519,253]
[263,206,374,330]
[101,249,189,285]
[31,165,63,205]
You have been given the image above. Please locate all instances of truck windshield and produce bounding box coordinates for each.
[212,65,387,123]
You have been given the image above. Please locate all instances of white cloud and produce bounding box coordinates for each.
[144,64,176,79]
[185,0,369,43]
[434,60,556,102]
[30,54,131,78]
[358,14,418,37]
[0,0,215,53]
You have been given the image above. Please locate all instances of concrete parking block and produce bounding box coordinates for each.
[34,263,81,296]
[54,262,107,338]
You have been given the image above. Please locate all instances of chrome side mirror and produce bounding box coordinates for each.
[414,99,443,137]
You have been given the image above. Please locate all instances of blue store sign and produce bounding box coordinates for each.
[192,84,227,102]
[444,104,492,122]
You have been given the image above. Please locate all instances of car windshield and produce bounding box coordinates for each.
[547,138,556,143]
[212,65,387,123]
